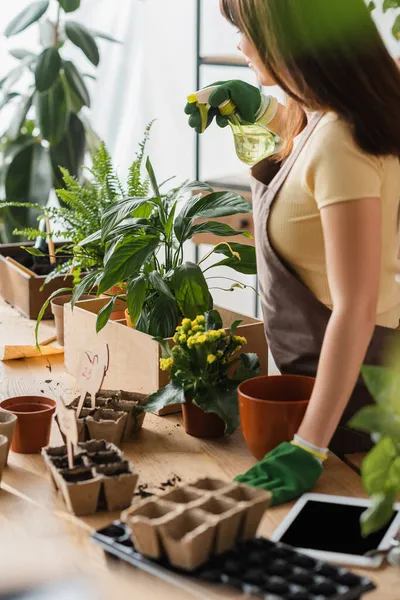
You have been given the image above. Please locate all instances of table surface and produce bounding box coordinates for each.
[0,298,399,599]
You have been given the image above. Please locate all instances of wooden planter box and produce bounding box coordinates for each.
[64,297,268,415]
[0,243,75,319]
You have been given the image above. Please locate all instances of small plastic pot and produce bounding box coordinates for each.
[182,398,225,438]
[0,409,17,464]
[0,396,57,454]
[238,375,314,460]
[51,294,94,345]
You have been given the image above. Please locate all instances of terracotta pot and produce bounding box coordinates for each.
[0,409,17,464]
[238,375,315,460]
[51,294,94,345]
[0,396,57,454]
[182,398,225,438]
[125,309,134,328]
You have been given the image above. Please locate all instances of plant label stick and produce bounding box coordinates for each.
[57,398,79,469]
[76,343,110,417]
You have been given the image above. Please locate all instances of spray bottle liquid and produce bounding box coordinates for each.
[187,85,275,166]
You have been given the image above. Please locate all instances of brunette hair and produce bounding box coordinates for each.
[221,0,400,160]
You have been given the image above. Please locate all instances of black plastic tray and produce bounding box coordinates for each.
[92,521,376,599]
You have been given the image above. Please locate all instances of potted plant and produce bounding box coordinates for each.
[349,354,400,537]
[67,157,256,339]
[0,0,120,243]
[142,310,261,437]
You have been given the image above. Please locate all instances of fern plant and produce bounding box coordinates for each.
[1,124,151,283]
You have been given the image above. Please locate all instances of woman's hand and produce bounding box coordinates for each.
[234,441,323,505]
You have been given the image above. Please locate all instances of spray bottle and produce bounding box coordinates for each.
[187,85,275,166]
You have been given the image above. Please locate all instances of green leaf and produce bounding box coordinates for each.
[105,218,151,241]
[148,271,174,299]
[136,308,149,334]
[230,319,242,335]
[189,220,252,240]
[35,287,72,349]
[24,247,47,257]
[361,365,400,414]
[126,275,147,325]
[96,297,116,333]
[71,270,99,307]
[393,14,400,40]
[146,157,161,198]
[143,382,186,413]
[58,0,80,12]
[367,1,376,11]
[91,30,122,44]
[101,197,151,241]
[360,437,398,496]
[35,48,61,92]
[5,1,49,37]
[349,405,400,439]
[209,242,257,275]
[149,296,179,338]
[360,490,397,537]
[383,0,400,12]
[153,337,173,358]
[165,201,177,238]
[175,191,252,242]
[182,181,214,194]
[63,60,90,107]
[9,49,36,61]
[50,113,86,184]
[65,21,100,66]
[7,93,33,140]
[172,262,210,319]
[98,235,159,295]
[77,229,101,247]
[233,353,261,381]
[205,309,223,331]
[35,78,69,145]
[195,387,240,435]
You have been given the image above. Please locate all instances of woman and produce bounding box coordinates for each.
[185,0,400,504]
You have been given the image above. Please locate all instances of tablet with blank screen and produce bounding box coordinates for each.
[271,493,400,568]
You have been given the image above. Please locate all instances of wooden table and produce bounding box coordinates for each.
[0,298,399,599]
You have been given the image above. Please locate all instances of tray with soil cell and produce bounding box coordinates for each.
[121,478,271,571]
[55,389,148,446]
[42,440,138,516]
[92,520,376,600]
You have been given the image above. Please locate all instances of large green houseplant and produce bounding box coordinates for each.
[349,352,400,537]
[0,0,119,242]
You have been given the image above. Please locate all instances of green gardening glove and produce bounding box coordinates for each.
[234,442,323,506]
[184,80,262,133]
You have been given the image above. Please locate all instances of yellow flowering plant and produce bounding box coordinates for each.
[143,310,260,435]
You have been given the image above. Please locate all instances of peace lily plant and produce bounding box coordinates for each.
[143,310,261,435]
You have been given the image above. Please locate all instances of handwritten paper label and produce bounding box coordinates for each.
[76,343,110,415]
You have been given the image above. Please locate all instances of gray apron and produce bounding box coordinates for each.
[251,112,400,454]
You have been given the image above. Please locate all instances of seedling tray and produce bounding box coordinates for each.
[92,521,376,600]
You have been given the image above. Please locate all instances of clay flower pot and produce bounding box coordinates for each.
[238,375,315,460]
[51,294,94,345]
[0,396,57,454]
[0,409,17,464]
[0,435,8,482]
[182,398,225,438]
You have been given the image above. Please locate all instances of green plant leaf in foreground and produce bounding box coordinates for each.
[126,275,147,325]
[65,21,100,66]
[58,0,81,12]
[188,220,253,240]
[63,60,90,107]
[71,270,99,307]
[172,262,210,319]
[360,437,398,496]
[207,242,257,275]
[149,296,179,339]
[96,297,116,333]
[195,387,240,435]
[349,405,400,439]
[143,382,186,413]
[5,1,49,37]
[361,365,400,414]
[23,246,47,257]
[36,78,69,145]
[35,47,61,92]
[360,490,397,537]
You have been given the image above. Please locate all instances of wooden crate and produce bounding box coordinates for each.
[0,243,76,319]
[64,297,268,415]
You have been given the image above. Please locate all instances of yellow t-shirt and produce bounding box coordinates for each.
[269,112,400,328]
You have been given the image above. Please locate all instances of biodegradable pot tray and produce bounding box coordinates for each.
[0,242,77,319]
[42,440,138,516]
[121,478,271,570]
[93,521,376,600]
[56,389,147,445]
[64,299,269,416]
